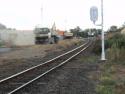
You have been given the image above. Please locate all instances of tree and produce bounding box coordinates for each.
[83,28,101,37]
[0,23,7,30]
[122,22,125,27]
[97,29,102,35]
[70,27,102,38]
[108,25,118,32]
[70,26,81,37]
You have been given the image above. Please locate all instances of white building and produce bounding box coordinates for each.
[0,30,35,46]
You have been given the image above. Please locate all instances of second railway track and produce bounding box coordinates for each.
[0,39,92,94]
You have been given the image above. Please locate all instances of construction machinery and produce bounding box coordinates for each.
[34,23,73,44]
[34,27,58,44]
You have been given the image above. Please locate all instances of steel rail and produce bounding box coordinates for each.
[8,40,91,94]
[0,40,89,84]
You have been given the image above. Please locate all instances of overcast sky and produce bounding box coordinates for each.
[0,0,125,30]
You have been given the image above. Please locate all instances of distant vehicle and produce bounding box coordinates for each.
[64,32,73,39]
[34,27,58,44]
[56,30,73,39]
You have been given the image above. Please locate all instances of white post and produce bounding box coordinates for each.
[101,0,106,60]
[64,19,67,32]
[41,6,43,28]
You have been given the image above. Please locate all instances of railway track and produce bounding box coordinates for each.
[0,39,92,94]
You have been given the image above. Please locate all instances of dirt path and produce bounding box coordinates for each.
[0,39,82,61]
[0,39,84,80]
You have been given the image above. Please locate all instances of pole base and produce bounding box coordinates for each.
[101,58,106,61]
[100,58,107,63]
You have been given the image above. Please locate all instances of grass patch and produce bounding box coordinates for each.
[96,66,116,94]
[96,61,125,94]
[100,76,116,86]
[94,32,125,94]
[57,39,82,48]
[78,55,99,63]
[96,85,115,94]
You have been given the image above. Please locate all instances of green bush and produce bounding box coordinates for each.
[92,39,101,54]
[0,40,5,47]
[106,33,125,49]
[93,33,125,63]
[105,33,125,63]
[0,41,2,47]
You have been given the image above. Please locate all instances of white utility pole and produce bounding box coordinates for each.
[41,5,43,28]
[90,0,106,61]
[64,19,67,31]
[101,0,106,60]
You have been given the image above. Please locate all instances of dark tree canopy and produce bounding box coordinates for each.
[0,23,7,30]
[70,26,101,38]
[108,25,118,32]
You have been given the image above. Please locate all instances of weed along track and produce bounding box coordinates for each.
[0,39,92,94]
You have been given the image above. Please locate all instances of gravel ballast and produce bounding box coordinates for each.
[16,41,100,94]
